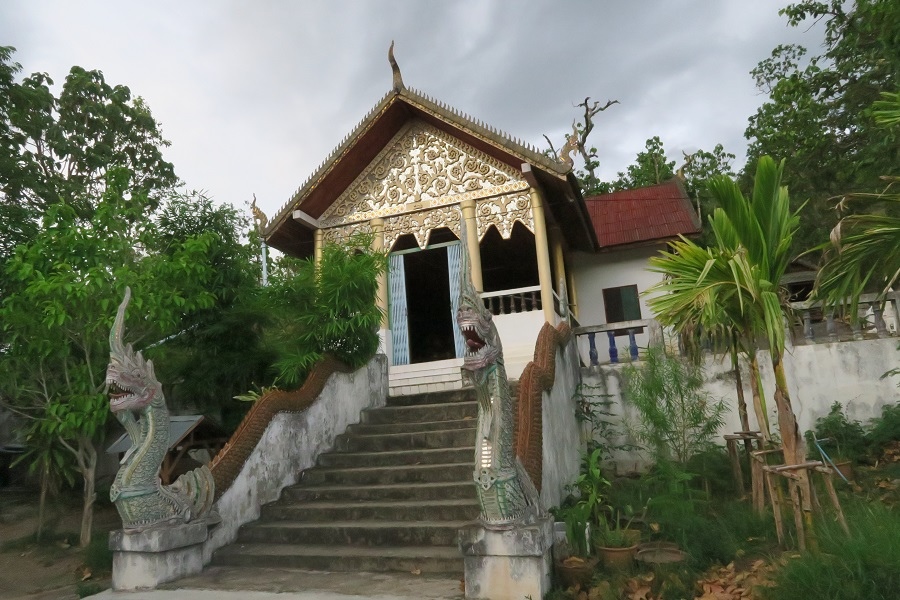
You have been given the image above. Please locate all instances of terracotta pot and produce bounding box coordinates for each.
[636,546,686,565]
[596,544,638,569]
[833,460,854,481]
[555,555,599,587]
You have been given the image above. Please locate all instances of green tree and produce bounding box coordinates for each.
[0,46,176,286]
[0,168,222,548]
[264,234,387,387]
[745,0,900,251]
[145,193,271,423]
[681,144,737,240]
[648,157,808,465]
[813,91,900,314]
[595,137,677,194]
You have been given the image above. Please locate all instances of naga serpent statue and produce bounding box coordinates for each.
[456,219,542,527]
[106,287,216,531]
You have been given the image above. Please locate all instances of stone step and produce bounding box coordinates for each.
[300,463,473,486]
[283,481,476,503]
[361,401,477,425]
[316,447,474,468]
[236,520,470,547]
[261,498,480,523]
[385,389,475,407]
[336,428,476,452]
[211,543,463,575]
[347,417,476,435]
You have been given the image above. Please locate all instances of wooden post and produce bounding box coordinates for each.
[765,468,785,547]
[817,467,850,535]
[725,436,745,497]
[788,479,806,551]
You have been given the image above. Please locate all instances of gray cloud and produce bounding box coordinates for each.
[0,0,825,218]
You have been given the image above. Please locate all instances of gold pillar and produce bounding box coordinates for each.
[550,225,574,318]
[530,187,556,323]
[566,267,579,319]
[313,229,324,265]
[460,198,484,292]
[371,218,389,328]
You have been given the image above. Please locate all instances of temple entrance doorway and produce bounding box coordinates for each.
[389,232,465,366]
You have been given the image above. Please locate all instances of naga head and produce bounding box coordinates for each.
[456,216,501,372]
[106,287,163,413]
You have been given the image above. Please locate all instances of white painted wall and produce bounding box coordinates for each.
[494,311,546,379]
[571,245,666,365]
[540,338,583,508]
[580,338,900,472]
[201,355,388,563]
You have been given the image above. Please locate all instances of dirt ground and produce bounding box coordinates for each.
[0,489,118,600]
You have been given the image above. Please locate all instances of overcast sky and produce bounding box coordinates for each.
[1,1,825,219]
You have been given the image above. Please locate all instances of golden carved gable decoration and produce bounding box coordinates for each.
[320,121,527,227]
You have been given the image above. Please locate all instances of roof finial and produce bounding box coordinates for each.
[388,41,405,93]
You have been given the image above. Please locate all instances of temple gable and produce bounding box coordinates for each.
[320,121,533,248]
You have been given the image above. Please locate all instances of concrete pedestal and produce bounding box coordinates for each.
[459,516,554,600]
[109,521,209,590]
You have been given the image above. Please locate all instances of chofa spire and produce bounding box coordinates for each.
[388,41,405,93]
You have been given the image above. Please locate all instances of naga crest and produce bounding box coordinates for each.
[106,287,162,413]
[456,218,501,372]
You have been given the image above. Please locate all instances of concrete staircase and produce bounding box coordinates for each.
[211,388,479,575]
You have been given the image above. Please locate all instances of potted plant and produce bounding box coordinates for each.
[552,449,609,586]
[553,501,598,587]
[594,509,640,569]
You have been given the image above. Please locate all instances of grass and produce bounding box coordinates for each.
[760,500,900,600]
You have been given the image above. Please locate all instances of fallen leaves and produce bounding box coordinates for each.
[694,559,775,600]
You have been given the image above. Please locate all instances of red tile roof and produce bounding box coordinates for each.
[584,178,701,249]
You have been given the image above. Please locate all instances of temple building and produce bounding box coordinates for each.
[264,57,699,391]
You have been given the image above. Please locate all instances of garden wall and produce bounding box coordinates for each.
[540,336,584,508]
[200,355,388,563]
[581,337,899,472]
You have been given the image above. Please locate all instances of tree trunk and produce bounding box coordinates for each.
[37,461,49,541]
[748,353,770,442]
[771,354,803,465]
[730,336,751,440]
[78,439,97,548]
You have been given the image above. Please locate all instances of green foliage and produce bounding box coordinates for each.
[82,533,113,573]
[590,137,677,195]
[806,402,868,462]
[573,383,632,461]
[265,234,386,387]
[762,501,900,600]
[0,46,176,284]
[555,449,612,557]
[144,192,271,416]
[866,402,900,454]
[745,0,900,252]
[622,347,728,465]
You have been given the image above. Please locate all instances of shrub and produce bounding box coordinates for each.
[623,346,728,465]
[805,402,867,462]
[264,233,386,386]
[867,402,900,455]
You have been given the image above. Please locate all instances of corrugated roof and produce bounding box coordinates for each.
[584,179,701,249]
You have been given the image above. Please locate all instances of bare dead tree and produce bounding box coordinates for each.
[543,134,559,161]
[574,97,619,181]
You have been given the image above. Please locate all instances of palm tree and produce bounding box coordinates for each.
[703,157,806,466]
[814,91,900,317]
[647,238,771,444]
[648,155,813,532]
